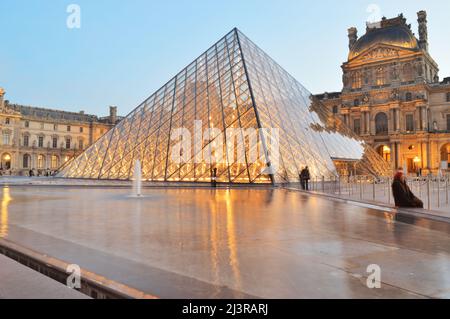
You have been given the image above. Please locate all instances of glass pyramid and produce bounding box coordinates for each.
[57,28,389,184]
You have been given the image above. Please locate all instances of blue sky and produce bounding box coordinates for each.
[1,0,449,116]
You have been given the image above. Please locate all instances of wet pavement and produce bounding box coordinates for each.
[0,254,89,299]
[1,186,450,299]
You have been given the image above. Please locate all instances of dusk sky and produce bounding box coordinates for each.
[1,0,449,117]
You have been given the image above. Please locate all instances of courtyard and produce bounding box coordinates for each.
[1,185,450,298]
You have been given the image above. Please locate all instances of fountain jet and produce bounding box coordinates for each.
[133,160,142,197]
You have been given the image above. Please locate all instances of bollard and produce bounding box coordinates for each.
[446,175,449,205]
[437,176,440,208]
[372,178,376,201]
[387,177,391,204]
[338,176,341,196]
[359,178,362,200]
[322,176,325,193]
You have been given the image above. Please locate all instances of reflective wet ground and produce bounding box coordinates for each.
[1,186,450,298]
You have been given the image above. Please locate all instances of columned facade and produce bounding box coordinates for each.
[317,12,450,175]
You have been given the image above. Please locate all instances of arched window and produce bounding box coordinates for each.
[51,155,59,169]
[37,155,45,169]
[23,154,31,169]
[1,153,11,170]
[403,63,414,82]
[376,67,386,86]
[352,72,362,89]
[375,112,388,135]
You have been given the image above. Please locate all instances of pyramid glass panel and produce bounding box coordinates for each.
[57,29,389,183]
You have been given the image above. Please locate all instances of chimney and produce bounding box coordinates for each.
[109,105,117,124]
[348,27,358,50]
[417,10,428,52]
[0,87,4,110]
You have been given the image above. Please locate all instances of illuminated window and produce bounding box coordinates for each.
[378,145,391,162]
[37,155,45,169]
[51,155,59,169]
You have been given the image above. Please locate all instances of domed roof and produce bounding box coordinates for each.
[349,25,419,60]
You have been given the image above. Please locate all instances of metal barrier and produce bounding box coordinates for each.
[307,173,449,212]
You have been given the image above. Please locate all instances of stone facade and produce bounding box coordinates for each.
[317,12,450,175]
[0,88,121,175]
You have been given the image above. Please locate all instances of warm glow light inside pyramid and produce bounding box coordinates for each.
[57,29,389,183]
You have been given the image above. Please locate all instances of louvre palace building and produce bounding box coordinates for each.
[317,11,450,175]
[0,87,120,175]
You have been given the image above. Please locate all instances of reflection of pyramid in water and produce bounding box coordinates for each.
[57,29,389,183]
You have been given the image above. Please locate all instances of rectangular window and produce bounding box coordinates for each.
[79,140,84,150]
[54,124,58,131]
[53,137,58,148]
[447,92,450,102]
[66,138,71,149]
[353,118,361,135]
[5,118,10,124]
[24,135,29,147]
[79,127,83,133]
[38,136,44,148]
[67,125,71,132]
[406,114,414,132]
[447,114,450,131]
[3,133,10,145]
[25,121,29,128]
[40,123,45,129]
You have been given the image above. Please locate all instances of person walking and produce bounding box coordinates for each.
[392,170,423,208]
[300,166,311,191]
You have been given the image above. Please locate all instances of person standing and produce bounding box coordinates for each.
[392,170,423,208]
[300,167,311,191]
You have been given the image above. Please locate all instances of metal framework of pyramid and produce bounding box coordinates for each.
[57,28,389,184]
